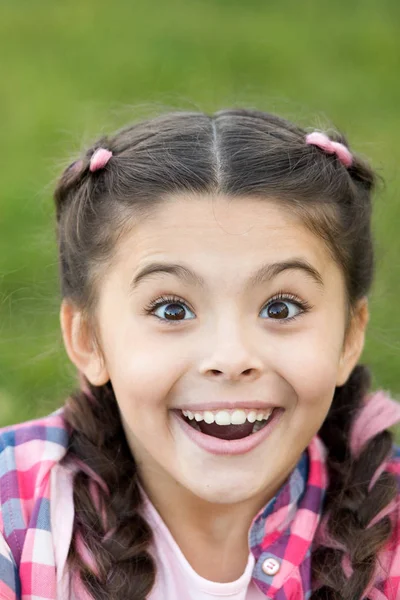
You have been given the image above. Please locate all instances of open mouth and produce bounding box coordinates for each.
[177,408,277,441]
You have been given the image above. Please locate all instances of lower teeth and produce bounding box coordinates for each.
[252,419,268,433]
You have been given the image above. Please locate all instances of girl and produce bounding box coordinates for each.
[0,108,399,600]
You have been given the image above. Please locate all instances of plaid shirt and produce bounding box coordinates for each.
[0,392,399,600]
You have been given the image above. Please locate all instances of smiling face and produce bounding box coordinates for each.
[61,193,368,510]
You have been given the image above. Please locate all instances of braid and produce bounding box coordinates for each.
[311,364,398,600]
[62,378,156,599]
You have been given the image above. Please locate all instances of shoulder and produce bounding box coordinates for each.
[0,408,70,563]
[385,443,400,520]
[370,444,400,599]
[386,443,400,477]
[0,407,70,496]
[347,389,400,597]
[0,406,70,447]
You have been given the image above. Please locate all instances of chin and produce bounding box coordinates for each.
[183,475,265,506]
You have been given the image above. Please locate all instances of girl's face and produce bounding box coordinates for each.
[63,194,368,507]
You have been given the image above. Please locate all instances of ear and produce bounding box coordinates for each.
[336,296,369,387]
[60,299,110,386]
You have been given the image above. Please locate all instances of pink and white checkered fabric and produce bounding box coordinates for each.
[0,408,69,599]
[0,393,400,599]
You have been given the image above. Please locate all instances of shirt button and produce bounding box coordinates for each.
[262,557,281,576]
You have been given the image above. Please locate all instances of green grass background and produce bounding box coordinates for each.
[0,0,399,431]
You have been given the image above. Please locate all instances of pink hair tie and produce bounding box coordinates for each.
[305,131,353,168]
[89,147,113,172]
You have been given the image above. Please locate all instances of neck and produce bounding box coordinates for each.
[137,463,294,582]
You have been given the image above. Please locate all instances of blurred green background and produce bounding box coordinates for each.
[0,0,399,429]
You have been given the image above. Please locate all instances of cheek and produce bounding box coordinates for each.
[103,323,188,415]
[275,326,343,413]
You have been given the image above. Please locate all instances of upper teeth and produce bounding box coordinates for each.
[181,408,273,425]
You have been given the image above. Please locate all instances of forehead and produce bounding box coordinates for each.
[115,193,333,274]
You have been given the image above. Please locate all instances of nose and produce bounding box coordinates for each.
[198,320,264,382]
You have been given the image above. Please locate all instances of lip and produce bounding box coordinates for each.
[171,407,284,456]
[173,401,280,412]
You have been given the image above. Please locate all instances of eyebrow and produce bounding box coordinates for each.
[129,258,324,293]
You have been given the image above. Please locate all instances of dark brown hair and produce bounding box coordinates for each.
[54,109,397,599]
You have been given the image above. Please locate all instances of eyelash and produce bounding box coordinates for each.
[143,291,312,327]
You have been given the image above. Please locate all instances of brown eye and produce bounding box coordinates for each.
[260,295,306,323]
[147,296,196,322]
[162,303,187,320]
[267,301,289,319]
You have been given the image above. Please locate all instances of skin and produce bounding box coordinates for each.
[60,193,369,582]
